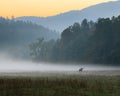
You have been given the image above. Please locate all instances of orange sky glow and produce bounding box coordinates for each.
[0,0,117,18]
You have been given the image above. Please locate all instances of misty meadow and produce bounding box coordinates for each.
[0,0,120,96]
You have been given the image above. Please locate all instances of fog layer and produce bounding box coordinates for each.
[0,54,119,73]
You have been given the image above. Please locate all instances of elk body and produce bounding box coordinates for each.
[79,68,84,72]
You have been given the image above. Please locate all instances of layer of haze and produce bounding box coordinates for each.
[0,54,119,73]
[0,0,117,18]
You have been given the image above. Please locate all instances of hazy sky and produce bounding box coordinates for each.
[0,0,117,18]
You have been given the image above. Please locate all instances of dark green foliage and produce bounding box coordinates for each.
[85,16,120,64]
[30,15,120,65]
[30,19,95,62]
[0,76,119,96]
[29,38,56,61]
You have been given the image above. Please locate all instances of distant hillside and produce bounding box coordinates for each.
[0,17,59,46]
[16,0,120,32]
[0,17,59,59]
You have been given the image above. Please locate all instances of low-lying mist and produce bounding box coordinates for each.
[0,53,119,73]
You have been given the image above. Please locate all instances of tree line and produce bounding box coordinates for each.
[30,15,120,65]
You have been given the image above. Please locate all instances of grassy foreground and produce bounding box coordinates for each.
[0,76,119,96]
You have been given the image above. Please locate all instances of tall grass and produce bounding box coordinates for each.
[0,76,119,96]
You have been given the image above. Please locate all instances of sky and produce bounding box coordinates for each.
[0,0,117,18]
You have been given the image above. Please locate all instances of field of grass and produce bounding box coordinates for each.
[0,75,119,96]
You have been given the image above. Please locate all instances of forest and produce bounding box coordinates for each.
[30,15,120,65]
[0,16,120,65]
[0,17,59,59]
